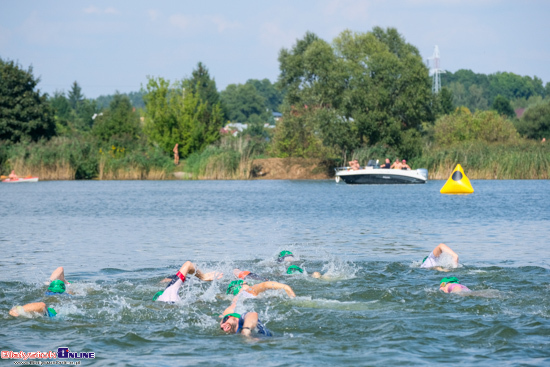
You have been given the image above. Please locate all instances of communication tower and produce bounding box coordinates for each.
[428,45,442,93]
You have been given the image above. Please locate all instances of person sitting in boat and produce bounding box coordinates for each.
[380,158,391,169]
[8,170,19,180]
[226,279,296,299]
[154,261,223,303]
[401,159,411,170]
[390,159,403,169]
[219,297,273,337]
[348,160,361,170]
[9,302,57,318]
[420,243,459,270]
[439,277,471,293]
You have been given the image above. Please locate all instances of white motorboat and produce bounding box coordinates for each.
[2,177,39,183]
[335,161,427,184]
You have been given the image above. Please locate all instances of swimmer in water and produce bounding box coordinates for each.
[439,277,471,293]
[286,265,331,279]
[277,250,295,263]
[232,269,269,282]
[154,261,223,303]
[9,302,57,318]
[219,297,273,337]
[226,279,296,298]
[45,267,73,295]
[420,243,459,271]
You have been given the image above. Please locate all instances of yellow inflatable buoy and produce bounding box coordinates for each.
[440,164,474,195]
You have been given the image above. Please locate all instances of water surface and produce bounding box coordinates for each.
[1,180,549,366]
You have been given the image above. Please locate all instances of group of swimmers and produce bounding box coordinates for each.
[9,244,470,337]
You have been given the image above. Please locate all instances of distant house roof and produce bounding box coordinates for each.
[272,112,282,118]
[221,122,248,137]
[515,108,525,119]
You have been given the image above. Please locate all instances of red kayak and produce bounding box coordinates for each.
[2,177,39,183]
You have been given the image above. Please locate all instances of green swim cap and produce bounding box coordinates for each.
[279,250,293,258]
[226,280,244,295]
[222,312,241,323]
[440,277,459,285]
[47,280,66,293]
[47,307,57,317]
[152,291,164,301]
[287,265,304,274]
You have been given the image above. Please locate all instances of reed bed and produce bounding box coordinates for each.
[415,141,550,179]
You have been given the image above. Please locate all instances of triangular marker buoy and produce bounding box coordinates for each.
[440,164,474,195]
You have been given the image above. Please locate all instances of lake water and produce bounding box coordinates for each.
[1,179,549,366]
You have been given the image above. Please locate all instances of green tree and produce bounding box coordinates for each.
[68,81,84,110]
[492,95,515,118]
[0,58,56,143]
[143,77,223,158]
[433,109,518,146]
[184,62,222,112]
[468,84,488,111]
[246,78,284,112]
[275,27,432,159]
[49,90,72,134]
[92,93,141,144]
[515,99,550,140]
[220,83,270,123]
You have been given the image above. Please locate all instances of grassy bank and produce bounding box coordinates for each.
[182,137,266,180]
[414,140,550,179]
[3,137,549,181]
[1,137,174,180]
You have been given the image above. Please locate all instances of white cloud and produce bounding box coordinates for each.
[84,6,118,15]
[104,7,118,15]
[169,14,192,30]
[323,0,371,21]
[207,15,241,32]
[260,22,300,49]
[169,13,240,34]
[147,9,161,21]
[84,6,101,14]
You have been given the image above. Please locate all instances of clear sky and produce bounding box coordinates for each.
[1,0,549,99]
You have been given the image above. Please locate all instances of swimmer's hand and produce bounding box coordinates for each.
[284,285,296,298]
[197,271,223,281]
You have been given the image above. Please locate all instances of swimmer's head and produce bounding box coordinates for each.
[286,265,304,274]
[278,250,294,262]
[440,277,459,287]
[220,313,241,333]
[47,280,66,294]
[226,280,244,295]
[46,307,57,317]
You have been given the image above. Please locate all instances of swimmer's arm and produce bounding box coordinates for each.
[9,302,47,317]
[433,243,459,265]
[249,281,296,298]
[220,296,239,318]
[194,269,223,281]
[241,312,258,337]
